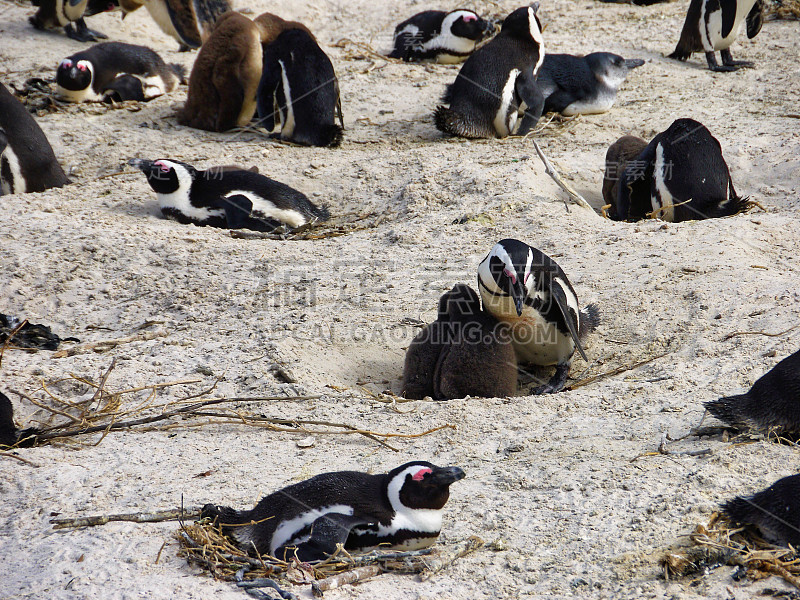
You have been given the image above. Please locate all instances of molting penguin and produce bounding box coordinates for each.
[611,118,750,222]
[434,5,545,139]
[256,28,344,147]
[29,0,117,42]
[602,134,648,209]
[0,83,69,195]
[722,473,800,546]
[402,284,518,400]
[129,158,329,231]
[117,0,231,50]
[388,9,494,63]
[201,461,466,561]
[705,348,800,435]
[56,42,184,103]
[536,52,644,116]
[477,239,599,394]
[668,0,763,71]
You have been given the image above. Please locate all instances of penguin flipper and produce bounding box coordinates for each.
[513,73,544,135]
[287,514,374,562]
[719,0,739,40]
[549,278,588,362]
[746,0,763,39]
[542,90,578,115]
[222,194,281,232]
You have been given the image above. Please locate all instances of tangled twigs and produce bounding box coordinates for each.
[567,351,671,391]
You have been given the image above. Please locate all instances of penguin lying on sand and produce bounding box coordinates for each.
[668,0,764,71]
[388,9,494,63]
[202,461,466,561]
[602,135,648,209]
[130,158,329,231]
[705,348,800,436]
[257,28,344,147]
[29,0,117,42]
[434,5,545,139]
[403,284,517,400]
[477,239,599,394]
[0,83,69,195]
[722,473,800,546]
[117,0,231,50]
[537,52,644,115]
[609,118,750,222]
[57,42,184,103]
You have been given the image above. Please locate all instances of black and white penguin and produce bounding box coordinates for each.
[29,0,117,42]
[56,42,184,103]
[434,5,545,139]
[612,118,750,222]
[722,473,800,546]
[0,83,69,195]
[388,9,494,63]
[201,461,466,561]
[477,239,599,394]
[117,0,231,50]
[402,284,518,400]
[536,52,644,115]
[256,28,344,147]
[668,0,764,71]
[705,348,800,435]
[129,158,330,231]
[602,134,648,209]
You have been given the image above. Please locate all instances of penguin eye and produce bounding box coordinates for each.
[412,468,432,481]
[503,268,517,284]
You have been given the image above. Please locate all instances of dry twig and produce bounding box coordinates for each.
[52,506,204,529]
[530,139,594,212]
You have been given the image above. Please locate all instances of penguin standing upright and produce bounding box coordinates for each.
[29,0,117,42]
[117,0,231,50]
[256,28,344,147]
[477,239,599,394]
[201,461,466,561]
[536,52,644,115]
[602,134,648,208]
[668,0,764,71]
[56,42,184,103]
[722,473,800,546]
[0,83,69,195]
[388,9,494,63]
[129,158,329,231]
[434,5,545,139]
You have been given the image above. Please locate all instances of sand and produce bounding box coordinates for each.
[1,0,799,598]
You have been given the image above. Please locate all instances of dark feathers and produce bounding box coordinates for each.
[722,474,800,546]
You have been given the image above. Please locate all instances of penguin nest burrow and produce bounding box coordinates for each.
[661,512,800,590]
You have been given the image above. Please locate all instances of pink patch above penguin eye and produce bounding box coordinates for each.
[153,160,171,173]
[412,468,432,481]
[61,59,72,68]
[77,64,87,71]
[503,268,517,284]
[463,14,477,22]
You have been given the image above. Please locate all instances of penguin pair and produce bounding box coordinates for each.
[722,473,800,547]
[477,239,599,394]
[201,461,466,561]
[402,284,518,400]
[29,0,116,42]
[0,83,69,195]
[537,52,644,116]
[117,0,231,51]
[434,5,545,139]
[669,0,764,71]
[388,9,494,63]
[56,42,184,104]
[604,118,750,222]
[130,158,329,231]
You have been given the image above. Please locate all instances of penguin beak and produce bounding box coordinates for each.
[624,58,645,69]
[429,466,466,486]
[128,158,153,173]
[69,67,79,79]
[509,277,526,316]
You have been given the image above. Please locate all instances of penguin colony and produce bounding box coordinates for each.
[3,0,799,589]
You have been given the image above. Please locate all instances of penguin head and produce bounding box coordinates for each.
[446,10,490,42]
[386,461,466,513]
[437,284,482,321]
[501,5,544,44]
[56,58,93,92]
[129,158,196,195]
[478,239,540,317]
[585,52,644,88]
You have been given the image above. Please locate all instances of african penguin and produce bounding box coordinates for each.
[477,239,599,394]
[201,461,466,561]
[536,52,644,116]
[388,9,494,63]
[611,118,750,222]
[722,473,800,546]
[256,28,344,147]
[129,158,330,231]
[56,42,184,104]
[602,134,648,209]
[0,83,69,195]
[117,0,231,50]
[434,5,545,139]
[402,284,518,400]
[29,0,116,42]
[705,348,800,436]
[668,0,764,71]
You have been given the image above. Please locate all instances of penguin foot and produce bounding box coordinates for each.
[66,20,107,42]
[705,52,739,72]
[721,49,753,69]
[530,363,570,395]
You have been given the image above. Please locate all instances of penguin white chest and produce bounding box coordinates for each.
[702,0,758,50]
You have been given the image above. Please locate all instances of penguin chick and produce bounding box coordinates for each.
[477,239,599,394]
[536,52,644,116]
[722,473,800,546]
[613,118,750,222]
[257,28,344,147]
[56,42,184,104]
[705,349,800,435]
[434,5,545,139]
[117,0,232,50]
[668,0,764,71]
[0,83,69,195]
[602,135,648,209]
[29,0,114,42]
[129,158,329,231]
[201,461,466,561]
[388,9,494,63]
